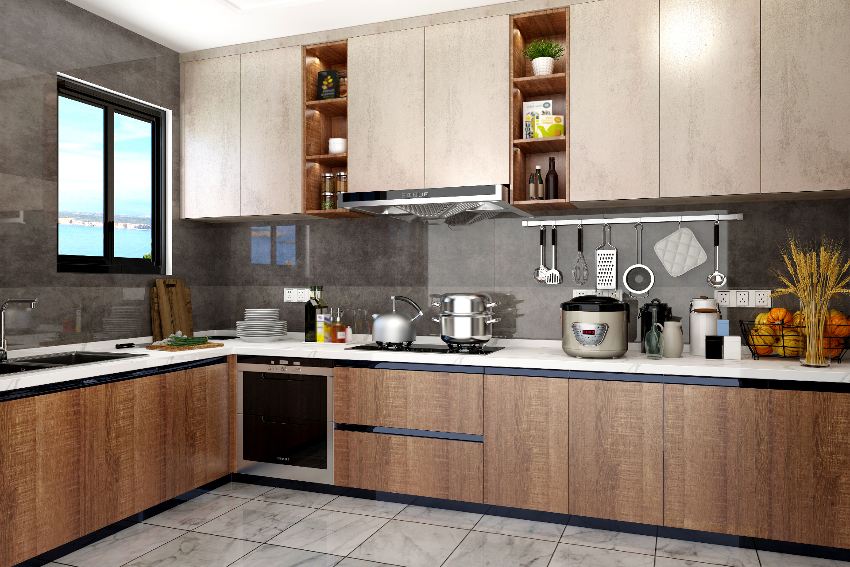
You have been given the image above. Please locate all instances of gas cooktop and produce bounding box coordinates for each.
[349,343,503,355]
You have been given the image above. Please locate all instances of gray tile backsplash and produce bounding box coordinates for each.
[4,0,850,352]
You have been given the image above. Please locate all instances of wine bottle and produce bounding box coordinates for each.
[544,157,558,200]
[534,166,544,199]
[528,171,539,200]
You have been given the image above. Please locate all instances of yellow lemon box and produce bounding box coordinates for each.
[533,114,565,138]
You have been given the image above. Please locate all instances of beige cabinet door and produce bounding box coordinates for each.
[348,28,425,192]
[240,47,303,214]
[660,0,760,197]
[181,56,241,218]
[762,0,850,194]
[570,0,659,201]
[425,16,510,188]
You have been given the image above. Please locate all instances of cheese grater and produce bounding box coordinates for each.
[596,224,618,290]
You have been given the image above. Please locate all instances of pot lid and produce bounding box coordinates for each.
[561,295,628,312]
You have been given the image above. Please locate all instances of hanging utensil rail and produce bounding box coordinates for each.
[521,213,743,227]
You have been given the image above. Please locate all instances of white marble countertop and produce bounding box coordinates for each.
[1,333,847,394]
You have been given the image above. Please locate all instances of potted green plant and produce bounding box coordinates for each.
[524,39,565,76]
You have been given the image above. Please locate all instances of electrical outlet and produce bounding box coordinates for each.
[284,288,310,302]
[715,290,733,308]
[735,290,751,307]
[572,289,596,298]
[753,290,772,308]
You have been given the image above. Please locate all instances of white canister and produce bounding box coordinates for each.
[661,321,684,358]
[328,137,347,155]
[689,297,720,357]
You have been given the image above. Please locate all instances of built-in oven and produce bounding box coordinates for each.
[236,356,333,484]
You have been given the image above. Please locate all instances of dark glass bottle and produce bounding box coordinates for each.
[544,157,558,200]
[305,285,327,342]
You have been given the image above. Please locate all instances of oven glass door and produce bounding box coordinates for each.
[242,371,327,469]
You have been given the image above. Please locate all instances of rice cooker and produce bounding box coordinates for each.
[561,295,629,359]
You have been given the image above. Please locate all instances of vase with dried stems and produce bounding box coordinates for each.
[773,237,850,367]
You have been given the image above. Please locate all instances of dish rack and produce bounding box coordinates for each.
[740,321,849,362]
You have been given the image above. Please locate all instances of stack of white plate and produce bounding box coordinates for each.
[236,309,287,342]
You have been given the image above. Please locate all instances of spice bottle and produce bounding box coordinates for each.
[321,172,335,210]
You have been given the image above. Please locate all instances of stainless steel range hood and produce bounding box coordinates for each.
[339,185,529,226]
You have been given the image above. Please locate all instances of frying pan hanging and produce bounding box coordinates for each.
[623,223,655,296]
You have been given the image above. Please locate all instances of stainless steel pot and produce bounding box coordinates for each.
[372,296,423,346]
[431,293,499,346]
[433,313,500,345]
[433,293,496,315]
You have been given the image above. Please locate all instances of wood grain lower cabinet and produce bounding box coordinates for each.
[0,390,81,566]
[334,367,482,434]
[664,385,850,547]
[165,364,231,499]
[334,430,483,502]
[569,380,663,524]
[483,375,569,513]
[81,375,166,533]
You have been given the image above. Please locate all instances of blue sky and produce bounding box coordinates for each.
[58,96,153,219]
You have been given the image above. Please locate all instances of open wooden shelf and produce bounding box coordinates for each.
[513,136,567,154]
[509,8,570,205]
[513,198,575,212]
[306,153,347,166]
[303,40,350,217]
[305,208,364,219]
[306,97,347,116]
[513,73,567,97]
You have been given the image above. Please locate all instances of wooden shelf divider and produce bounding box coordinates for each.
[513,136,567,154]
[306,153,348,167]
[305,97,347,116]
[513,73,567,97]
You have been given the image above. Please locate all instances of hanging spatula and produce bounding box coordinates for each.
[545,226,562,285]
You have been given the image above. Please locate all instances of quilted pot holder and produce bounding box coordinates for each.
[653,227,708,277]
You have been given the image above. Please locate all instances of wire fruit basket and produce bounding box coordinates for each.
[740,321,850,363]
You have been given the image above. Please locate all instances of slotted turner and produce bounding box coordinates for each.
[596,224,617,290]
[545,226,562,285]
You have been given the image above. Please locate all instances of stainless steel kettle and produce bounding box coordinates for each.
[372,296,423,346]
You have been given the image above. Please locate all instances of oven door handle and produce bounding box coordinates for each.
[260,416,291,426]
[260,373,305,382]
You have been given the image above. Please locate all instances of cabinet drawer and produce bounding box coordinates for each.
[334,430,483,502]
[334,367,482,435]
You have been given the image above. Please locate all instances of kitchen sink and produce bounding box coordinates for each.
[0,351,147,376]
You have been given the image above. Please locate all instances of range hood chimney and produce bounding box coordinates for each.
[339,185,529,225]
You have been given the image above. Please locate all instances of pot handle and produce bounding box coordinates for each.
[431,317,440,323]
[391,295,424,322]
[486,317,501,324]
[485,302,497,309]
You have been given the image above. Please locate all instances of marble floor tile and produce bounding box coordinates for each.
[195,499,315,543]
[349,519,467,567]
[656,538,760,567]
[335,559,399,567]
[263,488,339,509]
[395,505,483,529]
[322,496,408,519]
[560,525,656,555]
[473,514,566,542]
[229,544,342,567]
[443,530,557,567]
[209,482,273,500]
[268,509,388,556]
[144,494,247,530]
[57,523,185,567]
[759,551,850,567]
[123,532,259,567]
[655,558,724,567]
[549,543,655,567]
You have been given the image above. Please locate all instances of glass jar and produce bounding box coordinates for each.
[335,171,347,194]
[321,172,335,193]
[321,192,335,210]
[339,71,348,98]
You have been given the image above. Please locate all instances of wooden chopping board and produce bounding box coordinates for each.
[150,278,193,340]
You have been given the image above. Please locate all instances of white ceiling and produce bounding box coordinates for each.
[65,0,511,53]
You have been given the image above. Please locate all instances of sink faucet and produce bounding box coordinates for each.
[1,298,38,362]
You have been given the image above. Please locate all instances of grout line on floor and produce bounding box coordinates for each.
[113,528,191,567]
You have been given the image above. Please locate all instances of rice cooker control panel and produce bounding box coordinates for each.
[571,322,609,346]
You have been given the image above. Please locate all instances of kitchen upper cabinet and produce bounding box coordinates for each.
[349,28,425,192]
[240,47,303,214]
[570,0,659,201]
[665,385,850,547]
[483,374,569,513]
[165,363,231,499]
[569,380,663,525]
[425,16,510,188]
[762,0,850,194]
[660,0,760,197]
[182,55,241,218]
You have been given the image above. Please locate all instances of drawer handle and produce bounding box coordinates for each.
[260,416,290,425]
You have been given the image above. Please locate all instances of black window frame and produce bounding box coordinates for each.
[57,77,166,274]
